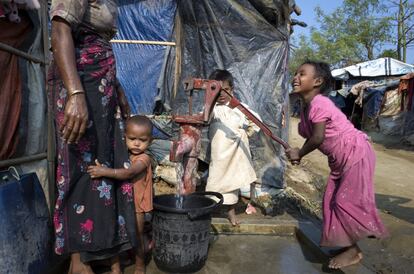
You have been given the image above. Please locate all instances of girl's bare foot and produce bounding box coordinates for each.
[328,244,363,269]
[227,206,240,226]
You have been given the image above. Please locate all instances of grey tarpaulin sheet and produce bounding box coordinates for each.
[160,0,292,188]
[403,100,414,137]
[14,10,48,203]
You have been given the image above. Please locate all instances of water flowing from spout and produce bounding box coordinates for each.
[175,163,184,209]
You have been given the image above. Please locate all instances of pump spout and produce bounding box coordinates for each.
[169,124,202,194]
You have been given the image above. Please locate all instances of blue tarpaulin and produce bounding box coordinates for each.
[0,171,51,274]
[329,93,346,109]
[363,87,387,119]
[113,0,177,114]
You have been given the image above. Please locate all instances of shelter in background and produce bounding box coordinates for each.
[329,58,414,143]
[331,57,414,88]
[112,0,297,189]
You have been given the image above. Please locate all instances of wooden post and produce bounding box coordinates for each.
[40,0,55,213]
[173,10,182,99]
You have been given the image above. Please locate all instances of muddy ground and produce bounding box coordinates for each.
[288,117,414,273]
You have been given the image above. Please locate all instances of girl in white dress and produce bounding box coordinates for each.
[206,69,260,226]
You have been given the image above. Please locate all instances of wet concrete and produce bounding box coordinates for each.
[117,216,373,274]
[53,213,377,274]
[124,235,325,274]
[289,117,414,273]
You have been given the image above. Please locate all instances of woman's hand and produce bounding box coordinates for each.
[286,147,301,164]
[60,94,89,143]
[52,18,89,143]
[116,82,130,119]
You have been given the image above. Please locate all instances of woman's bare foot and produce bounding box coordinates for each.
[70,263,95,274]
[227,206,240,226]
[328,244,363,269]
[110,256,122,274]
[70,253,95,274]
[110,269,122,274]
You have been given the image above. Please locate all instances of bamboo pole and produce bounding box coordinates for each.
[110,39,176,46]
[41,0,56,213]
[0,41,45,64]
[173,10,182,98]
[0,153,47,169]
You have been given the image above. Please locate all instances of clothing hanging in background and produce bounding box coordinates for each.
[0,13,32,160]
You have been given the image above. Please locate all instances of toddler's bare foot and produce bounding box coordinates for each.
[328,244,363,269]
[134,255,145,274]
[134,264,145,274]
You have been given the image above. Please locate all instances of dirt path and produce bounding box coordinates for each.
[288,117,414,273]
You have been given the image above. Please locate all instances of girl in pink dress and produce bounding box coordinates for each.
[287,61,388,269]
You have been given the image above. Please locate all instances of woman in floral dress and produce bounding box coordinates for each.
[48,1,137,273]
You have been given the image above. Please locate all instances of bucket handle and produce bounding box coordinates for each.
[187,191,223,220]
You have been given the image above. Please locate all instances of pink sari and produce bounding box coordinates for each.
[299,95,388,247]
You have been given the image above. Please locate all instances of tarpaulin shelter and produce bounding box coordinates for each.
[112,0,295,189]
[331,57,414,81]
[329,58,414,136]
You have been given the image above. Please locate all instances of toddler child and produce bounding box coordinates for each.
[88,115,153,274]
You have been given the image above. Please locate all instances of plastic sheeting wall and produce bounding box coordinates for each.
[164,0,292,188]
[113,0,177,114]
[115,0,292,188]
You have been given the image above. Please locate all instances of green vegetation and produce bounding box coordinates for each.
[290,0,414,73]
